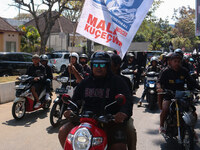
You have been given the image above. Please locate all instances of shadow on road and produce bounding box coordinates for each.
[46,119,68,134]
[2,109,49,127]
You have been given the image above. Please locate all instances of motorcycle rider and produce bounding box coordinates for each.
[79,53,91,76]
[111,53,137,150]
[121,52,139,93]
[138,56,161,107]
[26,54,46,109]
[40,54,53,101]
[58,51,133,150]
[157,53,200,134]
[55,52,83,86]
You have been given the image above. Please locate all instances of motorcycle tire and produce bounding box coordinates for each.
[148,94,157,110]
[43,100,52,110]
[181,126,194,150]
[12,101,26,120]
[50,103,62,127]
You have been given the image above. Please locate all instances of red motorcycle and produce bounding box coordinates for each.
[62,94,126,150]
[12,75,52,120]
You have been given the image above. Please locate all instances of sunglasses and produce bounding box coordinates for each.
[93,63,106,68]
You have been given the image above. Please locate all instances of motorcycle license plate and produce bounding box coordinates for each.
[55,88,68,94]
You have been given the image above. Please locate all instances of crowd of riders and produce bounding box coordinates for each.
[24,48,200,149]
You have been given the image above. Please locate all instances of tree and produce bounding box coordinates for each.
[19,25,40,53]
[12,0,72,54]
[172,6,200,51]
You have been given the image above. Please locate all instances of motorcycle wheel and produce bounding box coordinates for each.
[43,100,52,110]
[148,94,157,110]
[50,103,62,127]
[182,126,194,150]
[12,101,26,120]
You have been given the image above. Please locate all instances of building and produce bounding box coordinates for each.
[0,17,22,52]
[24,12,86,53]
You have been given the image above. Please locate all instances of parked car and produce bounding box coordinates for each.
[46,51,70,73]
[0,52,33,76]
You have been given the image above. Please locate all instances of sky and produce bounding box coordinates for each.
[0,0,196,24]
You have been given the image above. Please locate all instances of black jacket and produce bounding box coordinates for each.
[26,63,46,82]
[44,65,53,80]
[71,73,133,118]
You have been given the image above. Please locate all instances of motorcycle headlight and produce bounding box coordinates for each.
[182,112,196,126]
[61,77,68,83]
[67,133,74,144]
[149,84,155,88]
[73,128,92,150]
[92,137,103,146]
[149,90,155,94]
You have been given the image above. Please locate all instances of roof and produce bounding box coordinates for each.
[24,11,74,34]
[0,17,18,32]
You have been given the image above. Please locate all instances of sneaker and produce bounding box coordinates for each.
[159,126,166,134]
[34,102,41,109]
[45,93,51,101]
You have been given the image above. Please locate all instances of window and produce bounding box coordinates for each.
[64,54,69,59]
[6,41,16,52]
[23,54,32,62]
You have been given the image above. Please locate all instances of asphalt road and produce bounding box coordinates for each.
[0,85,199,150]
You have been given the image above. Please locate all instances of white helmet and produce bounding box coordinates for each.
[69,52,79,63]
[150,56,158,63]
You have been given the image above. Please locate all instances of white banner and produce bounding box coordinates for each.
[76,0,153,58]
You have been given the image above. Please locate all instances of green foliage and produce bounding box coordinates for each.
[19,25,40,53]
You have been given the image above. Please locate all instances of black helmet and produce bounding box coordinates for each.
[111,54,122,65]
[79,54,88,59]
[40,54,48,61]
[90,51,111,64]
[170,53,182,60]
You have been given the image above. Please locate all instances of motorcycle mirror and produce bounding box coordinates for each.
[61,94,71,104]
[115,94,126,105]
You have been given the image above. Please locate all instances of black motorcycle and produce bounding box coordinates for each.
[161,90,197,150]
[50,77,75,127]
[145,71,159,110]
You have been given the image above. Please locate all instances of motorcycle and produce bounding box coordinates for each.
[145,71,159,110]
[50,77,75,127]
[161,90,197,150]
[12,75,52,120]
[121,68,137,94]
[63,94,126,150]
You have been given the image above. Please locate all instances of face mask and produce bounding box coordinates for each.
[80,61,87,65]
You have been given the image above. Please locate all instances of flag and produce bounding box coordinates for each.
[76,0,154,58]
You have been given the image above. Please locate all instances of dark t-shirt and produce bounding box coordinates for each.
[71,73,133,117]
[158,66,199,91]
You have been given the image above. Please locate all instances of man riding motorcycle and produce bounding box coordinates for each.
[79,53,91,76]
[54,52,83,86]
[58,51,133,150]
[138,56,161,107]
[121,52,139,93]
[157,53,200,134]
[26,54,46,109]
[40,54,53,101]
[111,53,137,150]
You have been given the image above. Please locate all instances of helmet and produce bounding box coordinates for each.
[182,112,196,126]
[111,54,122,65]
[126,52,134,58]
[189,58,194,62]
[40,54,48,61]
[160,54,166,61]
[170,53,182,60]
[166,52,174,59]
[174,48,183,57]
[150,56,158,63]
[79,53,88,59]
[69,52,79,63]
[90,51,111,64]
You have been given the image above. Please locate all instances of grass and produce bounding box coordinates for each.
[0,76,18,83]
[0,73,60,83]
